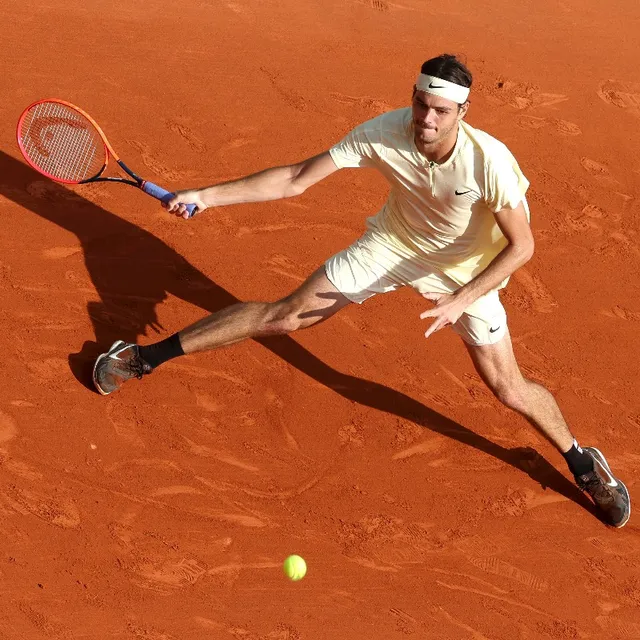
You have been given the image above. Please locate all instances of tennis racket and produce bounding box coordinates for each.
[16,98,197,218]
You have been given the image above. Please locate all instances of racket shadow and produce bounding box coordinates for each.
[0,150,596,518]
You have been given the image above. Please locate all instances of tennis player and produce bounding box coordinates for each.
[93,54,630,528]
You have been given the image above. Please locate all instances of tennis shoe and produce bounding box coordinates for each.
[576,447,630,528]
[92,340,152,396]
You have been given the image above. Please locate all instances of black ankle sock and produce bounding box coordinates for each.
[563,440,594,477]
[138,333,184,369]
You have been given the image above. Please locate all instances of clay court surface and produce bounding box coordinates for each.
[1,0,640,637]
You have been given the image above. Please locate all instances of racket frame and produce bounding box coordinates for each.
[18,98,147,189]
[16,98,197,217]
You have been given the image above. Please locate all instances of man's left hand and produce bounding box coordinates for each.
[419,292,469,338]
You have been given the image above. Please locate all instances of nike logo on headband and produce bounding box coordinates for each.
[428,82,446,89]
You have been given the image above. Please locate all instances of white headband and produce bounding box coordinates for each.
[415,74,470,104]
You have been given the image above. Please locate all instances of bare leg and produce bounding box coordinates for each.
[180,266,352,354]
[464,329,574,452]
[93,266,352,394]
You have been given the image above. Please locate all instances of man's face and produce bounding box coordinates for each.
[411,89,467,146]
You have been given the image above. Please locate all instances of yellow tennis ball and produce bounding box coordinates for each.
[283,555,307,581]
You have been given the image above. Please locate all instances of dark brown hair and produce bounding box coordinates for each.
[421,54,472,89]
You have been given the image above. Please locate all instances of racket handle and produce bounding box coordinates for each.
[141,181,197,218]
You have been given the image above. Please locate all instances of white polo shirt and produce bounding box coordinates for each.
[329,108,530,287]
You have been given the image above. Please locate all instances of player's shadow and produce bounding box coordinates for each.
[0,150,596,520]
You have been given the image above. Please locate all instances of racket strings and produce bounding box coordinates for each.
[19,102,106,182]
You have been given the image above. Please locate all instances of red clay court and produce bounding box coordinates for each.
[1,0,639,637]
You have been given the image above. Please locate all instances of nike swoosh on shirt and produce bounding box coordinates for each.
[455,189,472,196]
[489,326,501,333]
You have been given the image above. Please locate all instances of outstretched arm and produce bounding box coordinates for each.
[164,151,340,218]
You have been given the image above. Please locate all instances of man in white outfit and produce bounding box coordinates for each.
[93,54,630,528]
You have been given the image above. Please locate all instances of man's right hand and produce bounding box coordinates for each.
[163,190,209,219]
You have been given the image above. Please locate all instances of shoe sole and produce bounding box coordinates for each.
[585,446,631,528]
[92,340,126,396]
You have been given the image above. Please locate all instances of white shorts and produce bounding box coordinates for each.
[325,230,507,347]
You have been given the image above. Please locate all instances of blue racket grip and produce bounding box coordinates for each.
[141,181,197,218]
